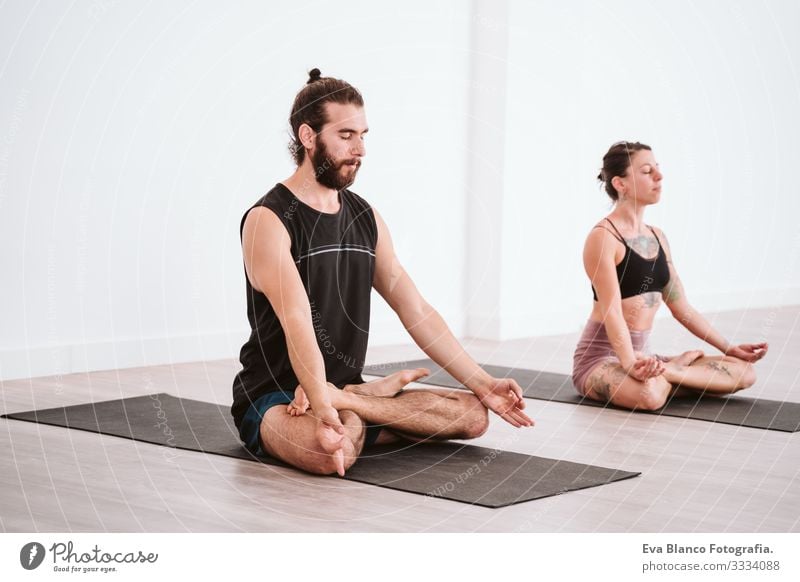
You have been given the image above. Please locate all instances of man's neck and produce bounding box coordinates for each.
[282,162,340,213]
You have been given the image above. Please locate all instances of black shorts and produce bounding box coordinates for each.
[238,389,384,457]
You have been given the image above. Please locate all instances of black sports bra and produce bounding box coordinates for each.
[591,219,671,301]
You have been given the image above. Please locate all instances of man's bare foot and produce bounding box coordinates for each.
[287,382,347,416]
[344,367,430,397]
[287,369,430,417]
[287,385,310,417]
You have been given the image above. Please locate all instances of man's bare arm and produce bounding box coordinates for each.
[241,207,345,451]
[371,208,532,427]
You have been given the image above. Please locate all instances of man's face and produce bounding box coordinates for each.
[309,102,368,190]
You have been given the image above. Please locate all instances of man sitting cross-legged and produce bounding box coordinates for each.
[231,69,533,476]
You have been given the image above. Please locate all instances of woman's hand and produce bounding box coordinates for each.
[624,356,665,381]
[725,343,768,363]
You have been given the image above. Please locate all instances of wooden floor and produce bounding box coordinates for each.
[2,306,799,532]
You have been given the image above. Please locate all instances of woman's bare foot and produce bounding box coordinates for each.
[662,350,707,398]
[344,367,430,397]
[663,350,705,369]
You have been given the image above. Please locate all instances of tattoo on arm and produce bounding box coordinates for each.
[663,281,682,304]
[657,231,684,306]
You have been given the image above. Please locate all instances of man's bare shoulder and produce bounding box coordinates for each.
[242,206,290,248]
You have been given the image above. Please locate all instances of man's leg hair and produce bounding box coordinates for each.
[296,382,489,441]
[259,405,366,475]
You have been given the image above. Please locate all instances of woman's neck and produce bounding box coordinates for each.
[610,200,647,233]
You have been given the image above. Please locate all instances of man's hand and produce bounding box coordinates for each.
[725,342,768,363]
[477,378,534,428]
[314,406,347,476]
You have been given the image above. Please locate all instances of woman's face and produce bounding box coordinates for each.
[614,149,663,205]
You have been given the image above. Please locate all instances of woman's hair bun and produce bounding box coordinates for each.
[597,171,605,182]
[307,68,322,84]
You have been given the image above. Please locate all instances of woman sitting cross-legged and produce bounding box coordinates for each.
[573,141,768,411]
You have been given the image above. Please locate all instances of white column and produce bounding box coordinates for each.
[464,0,509,340]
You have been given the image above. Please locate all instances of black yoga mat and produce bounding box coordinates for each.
[364,359,800,433]
[2,394,639,508]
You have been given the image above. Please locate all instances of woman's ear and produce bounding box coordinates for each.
[611,175,625,197]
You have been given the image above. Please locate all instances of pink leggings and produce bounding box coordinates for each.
[572,320,651,395]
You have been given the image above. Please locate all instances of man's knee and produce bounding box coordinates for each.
[259,408,363,476]
[302,438,360,476]
[454,393,490,439]
[462,410,490,439]
[338,409,367,444]
[309,411,364,475]
[309,450,359,476]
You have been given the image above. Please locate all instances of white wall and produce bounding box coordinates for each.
[494,0,800,339]
[0,0,471,380]
[2,1,799,380]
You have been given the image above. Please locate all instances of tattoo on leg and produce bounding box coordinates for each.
[610,365,627,386]
[592,379,612,402]
[588,363,620,402]
[705,361,733,378]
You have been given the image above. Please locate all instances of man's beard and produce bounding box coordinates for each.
[311,138,361,190]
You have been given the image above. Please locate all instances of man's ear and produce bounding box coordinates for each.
[299,123,316,151]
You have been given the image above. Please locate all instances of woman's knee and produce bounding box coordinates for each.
[720,358,757,391]
[736,363,756,390]
[635,378,670,411]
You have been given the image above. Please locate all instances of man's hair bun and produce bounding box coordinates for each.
[307,68,322,84]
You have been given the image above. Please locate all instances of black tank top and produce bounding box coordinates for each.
[591,219,670,301]
[231,183,377,428]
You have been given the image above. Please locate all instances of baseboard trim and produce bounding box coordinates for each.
[0,331,248,381]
